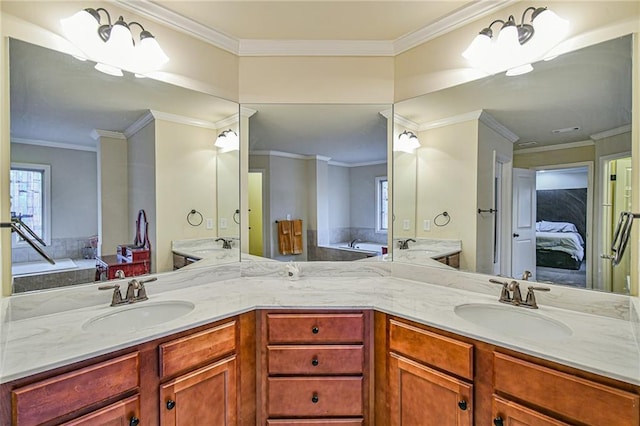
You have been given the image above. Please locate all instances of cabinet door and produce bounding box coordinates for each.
[389,353,472,426]
[160,355,237,426]
[492,396,570,426]
[61,395,140,426]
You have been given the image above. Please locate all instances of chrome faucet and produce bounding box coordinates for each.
[489,278,549,309]
[349,238,361,248]
[398,239,416,250]
[99,277,158,306]
[215,238,233,249]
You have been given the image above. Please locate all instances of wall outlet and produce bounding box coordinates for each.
[403,219,410,230]
[286,214,291,220]
[423,219,431,231]
[218,218,227,229]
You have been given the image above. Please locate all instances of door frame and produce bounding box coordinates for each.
[496,154,513,278]
[533,161,594,289]
[248,169,267,257]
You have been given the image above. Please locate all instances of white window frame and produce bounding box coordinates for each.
[375,176,388,233]
[10,162,52,247]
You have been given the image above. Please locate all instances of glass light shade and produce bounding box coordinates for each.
[95,62,123,77]
[462,32,491,61]
[139,36,169,67]
[496,24,520,57]
[530,9,569,56]
[104,22,134,66]
[215,130,239,151]
[60,10,102,55]
[394,131,420,153]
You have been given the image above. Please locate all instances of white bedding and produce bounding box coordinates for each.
[536,231,584,261]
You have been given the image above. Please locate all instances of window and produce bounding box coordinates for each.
[10,163,51,245]
[376,176,388,233]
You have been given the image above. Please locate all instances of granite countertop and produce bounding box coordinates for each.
[1,261,638,386]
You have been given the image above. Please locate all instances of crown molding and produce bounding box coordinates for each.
[394,0,517,54]
[241,107,257,118]
[590,124,632,141]
[418,110,482,131]
[329,159,387,168]
[124,112,155,138]
[150,110,218,129]
[250,150,324,161]
[215,114,240,129]
[115,0,514,57]
[478,111,519,143]
[91,129,126,140]
[115,0,238,54]
[514,140,595,155]
[392,114,419,132]
[11,137,97,152]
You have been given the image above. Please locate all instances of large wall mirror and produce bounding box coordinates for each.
[241,104,390,262]
[393,35,633,295]
[8,38,240,294]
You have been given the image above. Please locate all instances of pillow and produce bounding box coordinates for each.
[537,220,578,233]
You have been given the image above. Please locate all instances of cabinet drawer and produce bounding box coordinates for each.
[159,320,236,378]
[60,395,140,426]
[267,313,364,344]
[268,345,364,375]
[389,319,473,380]
[493,395,570,426]
[12,352,139,426]
[267,420,363,426]
[268,377,363,417]
[494,353,640,426]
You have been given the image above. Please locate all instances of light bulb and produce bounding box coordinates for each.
[95,62,123,77]
[462,32,491,61]
[104,20,134,67]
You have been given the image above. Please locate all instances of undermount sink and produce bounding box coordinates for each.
[83,301,195,333]
[454,303,572,340]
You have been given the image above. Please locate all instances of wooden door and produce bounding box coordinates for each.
[389,353,472,426]
[160,355,237,426]
[61,395,140,426]
[492,396,569,426]
[511,168,537,280]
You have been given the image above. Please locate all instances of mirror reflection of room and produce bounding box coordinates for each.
[393,35,632,294]
[243,104,390,262]
[9,38,240,293]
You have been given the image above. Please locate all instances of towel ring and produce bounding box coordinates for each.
[187,209,203,227]
[434,211,451,227]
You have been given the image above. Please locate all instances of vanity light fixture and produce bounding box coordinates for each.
[462,6,569,76]
[60,8,169,77]
[215,129,239,151]
[394,130,421,153]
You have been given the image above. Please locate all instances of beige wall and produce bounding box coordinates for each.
[217,148,240,240]
[97,136,128,256]
[514,146,595,169]
[154,120,219,272]
[415,120,478,271]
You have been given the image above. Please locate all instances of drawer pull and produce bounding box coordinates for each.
[166,399,176,410]
[312,326,319,334]
[311,393,319,403]
[129,416,140,426]
[311,358,319,366]
[458,400,468,411]
[493,416,504,426]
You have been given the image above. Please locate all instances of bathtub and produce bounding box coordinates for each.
[12,258,79,276]
[336,242,386,255]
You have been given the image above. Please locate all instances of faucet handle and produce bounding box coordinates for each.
[489,279,511,302]
[507,281,522,305]
[98,284,123,306]
[524,286,550,309]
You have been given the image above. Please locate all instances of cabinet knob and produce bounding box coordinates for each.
[493,416,504,426]
[458,400,468,410]
[311,393,319,403]
[166,399,176,410]
[312,326,319,334]
[129,416,140,426]
[311,358,319,366]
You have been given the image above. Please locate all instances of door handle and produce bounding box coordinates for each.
[513,233,520,238]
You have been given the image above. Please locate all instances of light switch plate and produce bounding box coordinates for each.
[423,220,431,231]
[403,219,410,230]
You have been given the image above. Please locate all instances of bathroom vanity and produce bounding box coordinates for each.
[0,262,638,425]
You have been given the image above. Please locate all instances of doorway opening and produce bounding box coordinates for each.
[248,171,264,257]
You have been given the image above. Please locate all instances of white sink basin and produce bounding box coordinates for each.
[454,303,572,340]
[83,301,195,333]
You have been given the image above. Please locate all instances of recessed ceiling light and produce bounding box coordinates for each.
[552,126,581,134]
[518,141,538,147]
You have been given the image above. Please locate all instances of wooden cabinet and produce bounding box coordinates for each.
[60,395,140,426]
[491,396,571,426]
[10,352,139,426]
[387,319,473,426]
[158,320,238,425]
[434,251,460,268]
[260,310,371,425]
[173,253,199,270]
[493,353,640,426]
[160,355,237,425]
